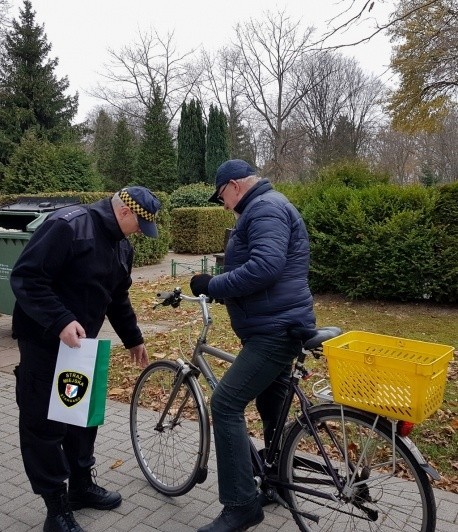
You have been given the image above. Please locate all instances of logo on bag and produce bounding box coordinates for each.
[57,371,89,407]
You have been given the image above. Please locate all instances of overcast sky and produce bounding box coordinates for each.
[8,0,396,122]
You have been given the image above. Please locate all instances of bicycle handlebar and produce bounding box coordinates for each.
[155,287,209,307]
[154,287,342,355]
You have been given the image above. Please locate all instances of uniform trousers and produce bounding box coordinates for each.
[15,339,97,495]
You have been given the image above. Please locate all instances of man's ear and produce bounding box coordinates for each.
[119,206,131,220]
[233,179,242,196]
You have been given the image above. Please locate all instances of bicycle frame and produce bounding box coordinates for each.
[160,295,347,506]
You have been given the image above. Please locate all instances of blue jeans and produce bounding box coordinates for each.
[210,334,301,506]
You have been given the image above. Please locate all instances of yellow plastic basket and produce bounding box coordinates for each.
[322,331,454,423]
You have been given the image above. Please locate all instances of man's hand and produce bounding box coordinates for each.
[190,274,213,296]
[59,321,86,348]
[129,343,149,368]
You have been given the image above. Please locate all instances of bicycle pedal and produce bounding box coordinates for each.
[258,491,276,507]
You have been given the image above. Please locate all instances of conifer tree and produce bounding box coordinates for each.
[136,85,177,193]
[0,0,77,170]
[106,115,137,191]
[3,129,101,193]
[206,104,229,183]
[92,109,114,182]
[177,99,206,184]
[227,104,256,167]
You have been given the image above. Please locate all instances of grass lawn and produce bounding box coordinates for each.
[108,275,458,493]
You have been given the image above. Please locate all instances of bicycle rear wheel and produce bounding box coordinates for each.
[130,360,210,496]
[279,404,435,531]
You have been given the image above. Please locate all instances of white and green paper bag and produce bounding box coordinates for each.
[48,338,111,427]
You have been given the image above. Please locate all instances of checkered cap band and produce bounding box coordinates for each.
[119,190,156,222]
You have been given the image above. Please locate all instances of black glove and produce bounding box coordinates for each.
[190,274,213,297]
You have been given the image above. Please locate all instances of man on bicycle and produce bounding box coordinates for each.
[190,159,316,532]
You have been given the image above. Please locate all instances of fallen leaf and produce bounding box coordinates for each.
[108,387,125,396]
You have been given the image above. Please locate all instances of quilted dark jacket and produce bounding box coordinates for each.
[208,179,315,340]
[10,198,143,348]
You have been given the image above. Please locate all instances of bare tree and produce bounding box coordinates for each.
[294,52,384,167]
[372,125,418,184]
[0,0,11,43]
[197,46,259,163]
[232,10,315,179]
[314,0,439,50]
[372,107,458,184]
[198,47,243,117]
[90,28,202,126]
[416,108,458,182]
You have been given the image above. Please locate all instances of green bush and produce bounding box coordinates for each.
[302,186,366,293]
[274,182,317,212]
[430,183,458,303]
[171,207,234,253]
[316,159,389,189]
[303,185,437,301]
[343,211,436,300]
[170,182,215,209]
[2,132,102,194]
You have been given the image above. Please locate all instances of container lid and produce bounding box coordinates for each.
[0,197,80,212]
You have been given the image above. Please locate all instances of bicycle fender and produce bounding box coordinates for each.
[399,436,441,480]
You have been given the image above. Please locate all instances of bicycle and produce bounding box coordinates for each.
[130,287,441,531]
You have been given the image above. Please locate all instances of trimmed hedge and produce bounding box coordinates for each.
[300,183,457,302]
[169,182,215,209]
[430,182,458,303]
[171,207,234,253]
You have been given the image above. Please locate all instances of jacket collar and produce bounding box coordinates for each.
[89,197,126,241]
[234,178,272,215]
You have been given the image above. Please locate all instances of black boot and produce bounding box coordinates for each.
[68,468,121,511]
[198,498,264,531]
[43,487,84,532]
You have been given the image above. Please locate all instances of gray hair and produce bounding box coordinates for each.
[236,175,261,187]
[111,192,125,209]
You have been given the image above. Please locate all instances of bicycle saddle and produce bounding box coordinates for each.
[288,326,342,350]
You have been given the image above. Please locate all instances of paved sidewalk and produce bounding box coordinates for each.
[1,253,457,531]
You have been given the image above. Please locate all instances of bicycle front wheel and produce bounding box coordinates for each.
[280,404,435,531]
[130,360,210,496]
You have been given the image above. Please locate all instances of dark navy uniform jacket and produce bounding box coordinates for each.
[208,179,315,340]
[10,198,143,348]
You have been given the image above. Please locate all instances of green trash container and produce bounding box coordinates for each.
[0,197,80,315]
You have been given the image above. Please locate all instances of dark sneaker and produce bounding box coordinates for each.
[69,483,121,511]
[197,499,264,531]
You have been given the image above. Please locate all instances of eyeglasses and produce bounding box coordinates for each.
[217,182,229,204]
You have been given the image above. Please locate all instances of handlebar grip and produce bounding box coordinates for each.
[156,291,174,299]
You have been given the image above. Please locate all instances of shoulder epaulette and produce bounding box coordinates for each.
[56,207,87,222]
